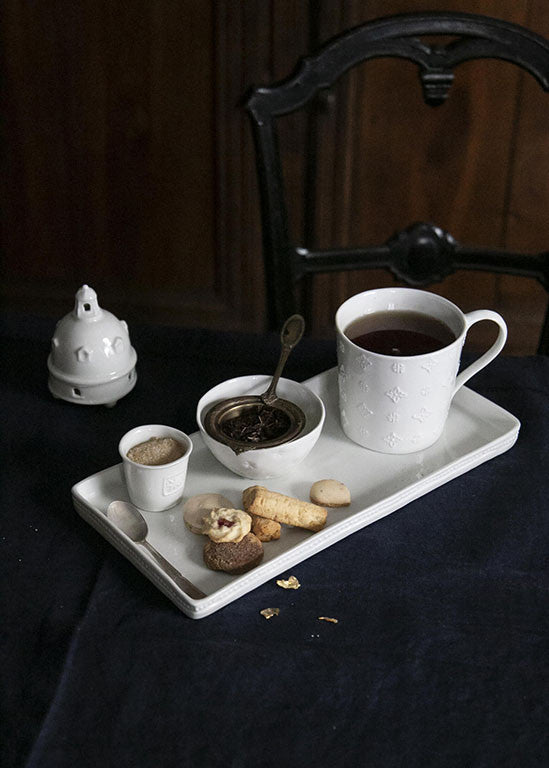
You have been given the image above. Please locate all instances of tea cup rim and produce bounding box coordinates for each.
[335,287,467,359]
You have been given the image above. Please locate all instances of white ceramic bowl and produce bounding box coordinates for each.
[196,376,325,479]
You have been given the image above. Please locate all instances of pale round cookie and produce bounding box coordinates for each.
[309,479,351,508]
[183,493,233,534]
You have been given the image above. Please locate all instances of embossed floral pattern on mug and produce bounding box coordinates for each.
[335,288,507,453]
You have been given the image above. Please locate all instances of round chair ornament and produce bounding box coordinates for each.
[47,285,137,406]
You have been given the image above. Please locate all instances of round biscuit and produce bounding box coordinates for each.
[309,479,351,508]
[183,492,233,534]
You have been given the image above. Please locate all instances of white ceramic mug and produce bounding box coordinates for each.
[119,425,193,511]
[335,288,507,454]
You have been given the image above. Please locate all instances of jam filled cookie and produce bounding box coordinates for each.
[202,508,251,543]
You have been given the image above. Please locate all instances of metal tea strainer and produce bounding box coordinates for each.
[204,314,306,454]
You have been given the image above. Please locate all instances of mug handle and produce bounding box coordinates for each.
[453,310,507,395]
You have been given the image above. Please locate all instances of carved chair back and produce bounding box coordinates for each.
[246,12,549,354]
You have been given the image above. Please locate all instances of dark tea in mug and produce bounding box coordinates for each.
[345,310,456,356]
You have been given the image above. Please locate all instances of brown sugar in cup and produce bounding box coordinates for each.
[126,436,186,466]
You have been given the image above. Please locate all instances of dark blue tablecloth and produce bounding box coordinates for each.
[1,312,548,768]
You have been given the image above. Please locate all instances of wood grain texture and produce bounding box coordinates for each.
[1,0,232,326]
[0,0,547,354]
[498,0,549,353]
[300,0,548,355]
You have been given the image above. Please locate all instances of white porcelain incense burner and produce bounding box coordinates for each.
[47,285,137,406]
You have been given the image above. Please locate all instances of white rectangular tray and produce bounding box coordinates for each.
[72,367,520,619]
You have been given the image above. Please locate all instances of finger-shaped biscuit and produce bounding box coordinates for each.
[242,486,327,532]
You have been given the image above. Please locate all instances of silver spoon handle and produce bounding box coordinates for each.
[142,541,206,599]
[263,314,305,404]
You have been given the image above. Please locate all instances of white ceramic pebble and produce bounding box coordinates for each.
[183,493,233,534]
[309,479,351,508]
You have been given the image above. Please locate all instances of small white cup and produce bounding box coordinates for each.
[336,288,507,454]
[118,425,193,511]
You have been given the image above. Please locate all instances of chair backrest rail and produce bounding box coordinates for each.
[247,12,549,121]
[296,245,549,286]
[246,12,549,353]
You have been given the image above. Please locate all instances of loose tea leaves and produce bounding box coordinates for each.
[220,404,291,444]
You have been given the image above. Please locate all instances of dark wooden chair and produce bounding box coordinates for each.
[245,12,549,353]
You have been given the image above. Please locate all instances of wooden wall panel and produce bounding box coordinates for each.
[0,0,257,328]
[498,0,549,353]
[0,0,547,354]
[298,0,548,354]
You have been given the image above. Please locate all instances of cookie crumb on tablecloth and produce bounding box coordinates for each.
[260,607,280,619]
[276,576,300,590]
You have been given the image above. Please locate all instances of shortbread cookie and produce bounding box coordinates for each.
[251,514,281,542]
[242,486,327,532]
[310,479,351,508]
[202,508,251,544]
[203,532,264,574]
[183,493,233,534]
